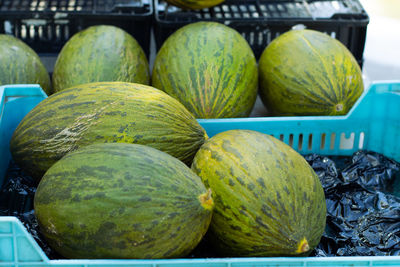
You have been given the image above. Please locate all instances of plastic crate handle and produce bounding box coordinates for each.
[0,216,49,263]
[0,84,47,188]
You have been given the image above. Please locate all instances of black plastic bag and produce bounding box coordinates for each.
[0,160,60,259]
[307,151,400,256]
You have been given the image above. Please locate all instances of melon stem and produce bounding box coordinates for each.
[335,103,344,112]
[199,188,214,211]
[296,237,310,254]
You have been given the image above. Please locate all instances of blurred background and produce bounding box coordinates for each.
[359,0,400,82]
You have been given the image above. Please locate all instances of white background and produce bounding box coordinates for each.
[359,0,400,83]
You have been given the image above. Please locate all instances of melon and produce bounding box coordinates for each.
[34,143,213,259]
[0,34,51,95]
[191,129,326,256]
[10,82,207,181]
[165,0,224,9]
[52,25,149,92]
[258,29,364,116]
[152,22,258,119]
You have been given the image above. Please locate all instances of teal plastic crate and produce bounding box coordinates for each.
[1,81,400,266]
[0,85,48,187]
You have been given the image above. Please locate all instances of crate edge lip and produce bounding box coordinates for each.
[0,1,154,17]
[2,215,400,265]
[153,17,370,26]
[0,10,154,18]
[153,0,369,24]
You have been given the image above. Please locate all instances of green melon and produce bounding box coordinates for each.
[191,129,326,256]
[34,142,213,259]
[259,29,364,116]
[0,34,51,95]
[152,22,258,119]
[52,25,149,92]
[10,82,207,181]
[165,0,224,9]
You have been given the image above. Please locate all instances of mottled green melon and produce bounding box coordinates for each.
[10,82,207,181]
[0,34,51,95]
[165,0,224,9]
[152,22,258,119]
[191,129,326,256]
[52,25,149,92]
[34,143,213,259]
[259,29,364,116]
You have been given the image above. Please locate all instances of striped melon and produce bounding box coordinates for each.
[259,29,364,116]
[165,0,224,9]
[10,82,207,181]
[0,34,51,95]
[152,22,258,119]
[34,143,213,259]
[191,129,326,256]
[52,25,149,92]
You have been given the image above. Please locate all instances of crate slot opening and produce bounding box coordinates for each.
[320,133,326,150]
[330,133,336,150]
[298,133,303,151]
[358,132,365,149]
[339,132,355,150]
[308,133,313,150]
[249,31,255,44]
[257,31,263,46]
[289,133,294,147]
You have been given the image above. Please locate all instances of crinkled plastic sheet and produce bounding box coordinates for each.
[307,151,400,256]
[0,160,60,258]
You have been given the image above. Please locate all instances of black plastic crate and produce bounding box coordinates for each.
[154,0,369,66]
[0,0,153,57]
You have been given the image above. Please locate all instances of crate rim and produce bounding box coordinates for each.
[154,17,370,26]
[154,0,370,24]
[0,0,153,16]
[2,215,400,265]
[0,11,154,18]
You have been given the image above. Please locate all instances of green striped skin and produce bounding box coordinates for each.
[10,82,207,181]
[152,22,258,119]
[0,34,51,95]
[259,29,364,116]
[52,25,149,92]
[34,143,213,259]
[165,0,224,9]
[192,130,326,256]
